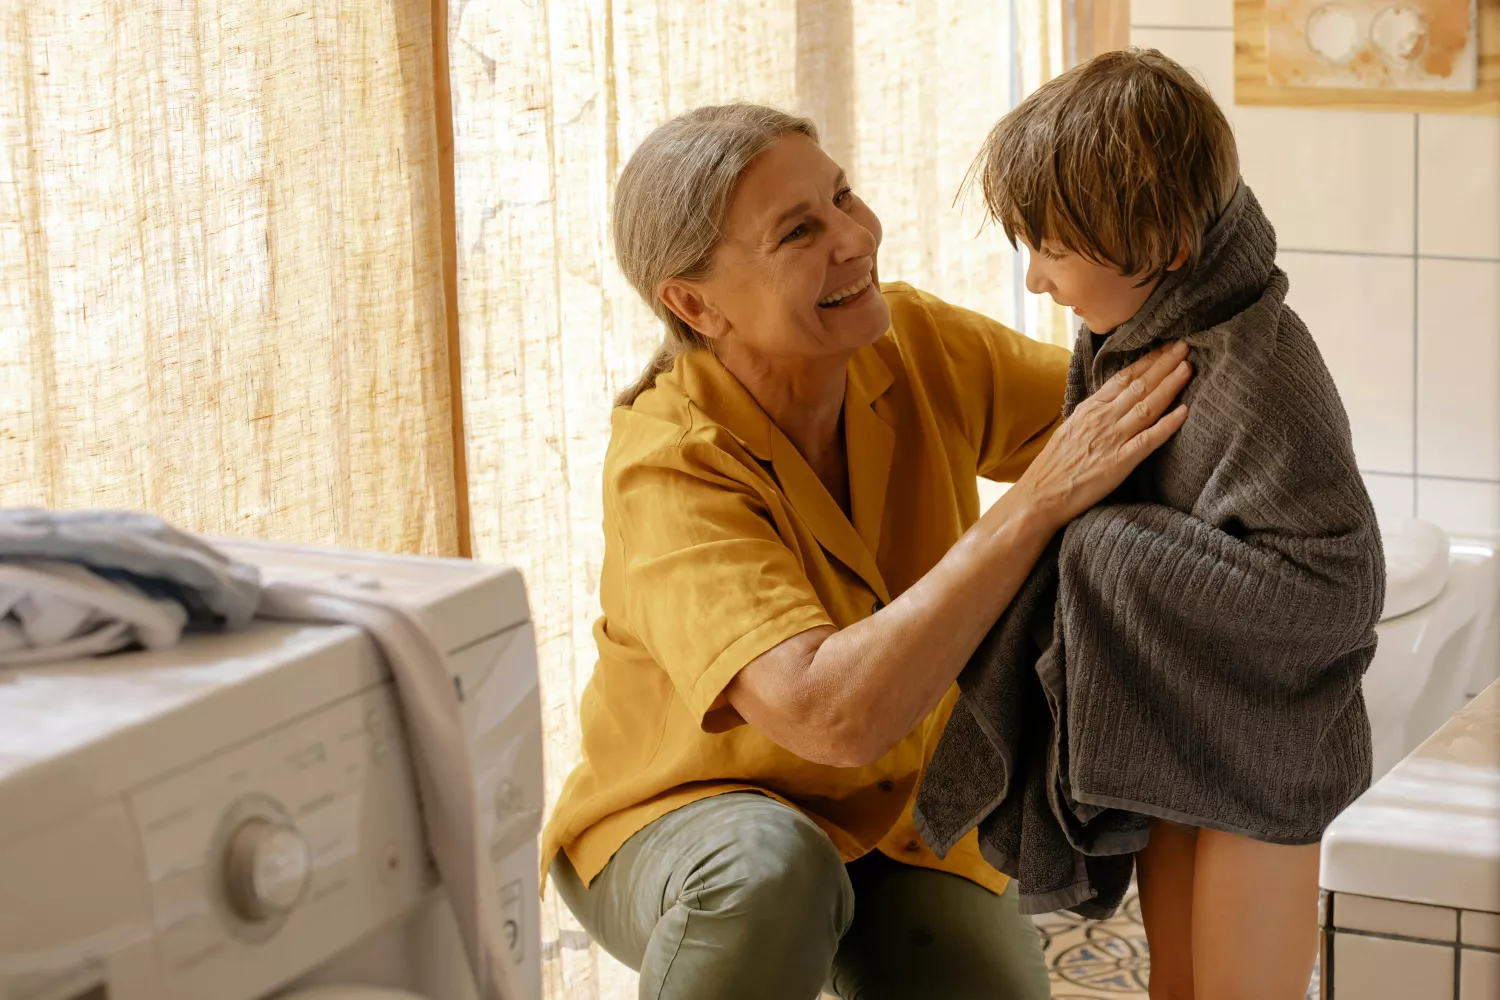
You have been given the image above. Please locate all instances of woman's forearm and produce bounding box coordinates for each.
[809,486,1056,764]
[725,485,1059,768]
[725,342,1191,767]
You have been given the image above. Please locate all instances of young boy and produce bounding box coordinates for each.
[914,49,1385,1000]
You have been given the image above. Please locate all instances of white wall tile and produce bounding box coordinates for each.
[1131,0,1233,28]
[1461,948,1500,1000]
[1364,473,1417,532]
[1234,107,1417,255]
[1419,115,1500,261]
[1334,893,1458,941]
[1462,910,1500,949]
[1282,251,1415,473]
[1129,27,1235,108]
[1418,479,1500,538]
[1416,259,1500,481]
[1332,932,1455,999]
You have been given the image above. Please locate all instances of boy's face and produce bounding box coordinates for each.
[1020,237,1167,335]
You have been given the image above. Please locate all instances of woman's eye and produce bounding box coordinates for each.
[780,223,809,244]
[834,187,852,206]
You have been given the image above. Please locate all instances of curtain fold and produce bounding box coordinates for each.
[0,0,461,555]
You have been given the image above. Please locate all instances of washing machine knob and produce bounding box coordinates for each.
[223,817,311,922]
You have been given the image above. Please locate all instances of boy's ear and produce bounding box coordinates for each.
[1167,239,1191,272]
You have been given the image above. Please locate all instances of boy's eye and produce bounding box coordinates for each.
[780,223,810,244]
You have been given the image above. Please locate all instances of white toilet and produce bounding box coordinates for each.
[1363,518,1499,780]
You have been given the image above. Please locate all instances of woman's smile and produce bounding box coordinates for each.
[817,271,875,309]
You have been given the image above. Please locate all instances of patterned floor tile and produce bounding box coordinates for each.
[1034,889,1320,999]
[1034,892,1151,998]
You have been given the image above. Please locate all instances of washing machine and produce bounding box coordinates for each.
[0,538,544,1000]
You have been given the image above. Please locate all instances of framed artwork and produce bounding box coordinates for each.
[1235,0,1500,112]
[1266,0,1478,90]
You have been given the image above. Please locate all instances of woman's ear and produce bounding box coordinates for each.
[658,278,728,341]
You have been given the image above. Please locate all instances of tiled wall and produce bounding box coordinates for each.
[1323,891,1500,1000]
[1130,0,1500,539]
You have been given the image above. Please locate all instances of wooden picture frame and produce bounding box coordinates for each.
[1234,0,1500,113]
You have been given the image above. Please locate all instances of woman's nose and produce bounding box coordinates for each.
[831,212,877,262]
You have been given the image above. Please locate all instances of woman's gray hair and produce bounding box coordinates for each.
[613,103,819,407]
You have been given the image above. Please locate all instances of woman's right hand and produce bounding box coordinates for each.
[1013,340,1192,531]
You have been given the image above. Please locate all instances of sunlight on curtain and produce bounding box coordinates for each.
[839,0,1023,330]
[451,2,1063,996]
[1015,0,1080,349]
[0,0,460,554]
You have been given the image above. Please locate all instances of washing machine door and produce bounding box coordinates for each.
[278,989,432,1000]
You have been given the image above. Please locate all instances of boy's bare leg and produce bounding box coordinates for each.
[1136,819,1199,1000]
[1192,829,1321,1000]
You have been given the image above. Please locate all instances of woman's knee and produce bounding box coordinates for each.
[634,798,853,999]
[690,799,854,934]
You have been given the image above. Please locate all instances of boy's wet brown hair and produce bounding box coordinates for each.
[971,48,1239,286]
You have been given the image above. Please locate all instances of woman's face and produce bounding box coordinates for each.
[661,134,891,366]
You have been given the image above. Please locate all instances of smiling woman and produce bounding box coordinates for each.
[539,103,1193,1000]
[448,5,1139,994]
[650,130,894,511]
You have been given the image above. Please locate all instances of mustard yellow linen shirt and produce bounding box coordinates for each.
[542,283,1070,895]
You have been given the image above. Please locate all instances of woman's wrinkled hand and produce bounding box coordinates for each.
[1014,340,1192,530]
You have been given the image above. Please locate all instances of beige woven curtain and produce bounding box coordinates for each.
[0,0,462,555]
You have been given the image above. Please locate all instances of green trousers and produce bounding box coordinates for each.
[550,792,1051,1000]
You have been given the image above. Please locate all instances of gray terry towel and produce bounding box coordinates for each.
[911,183,1386,918]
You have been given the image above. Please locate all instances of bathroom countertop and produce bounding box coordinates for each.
[1321,678,1500,913]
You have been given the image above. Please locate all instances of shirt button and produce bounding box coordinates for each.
[904,840,921,853]
[878,780,894,792]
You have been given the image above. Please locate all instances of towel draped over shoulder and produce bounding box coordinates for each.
[912,184,1386,918]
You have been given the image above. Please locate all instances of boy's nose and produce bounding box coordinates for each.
[1024,256,1052,296]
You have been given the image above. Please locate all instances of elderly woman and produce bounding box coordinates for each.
[541,104,1191,1000]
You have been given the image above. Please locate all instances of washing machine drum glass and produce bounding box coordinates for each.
[278,989,432,1000]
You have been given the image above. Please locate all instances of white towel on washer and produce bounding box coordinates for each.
[0,561,188,666]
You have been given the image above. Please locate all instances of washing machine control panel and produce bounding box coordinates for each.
[128,682,432,1000]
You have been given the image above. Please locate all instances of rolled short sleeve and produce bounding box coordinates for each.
[610,450,834,730]
[909,290,1071,482]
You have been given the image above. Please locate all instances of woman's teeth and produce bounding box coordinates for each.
[817,272,872,308]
